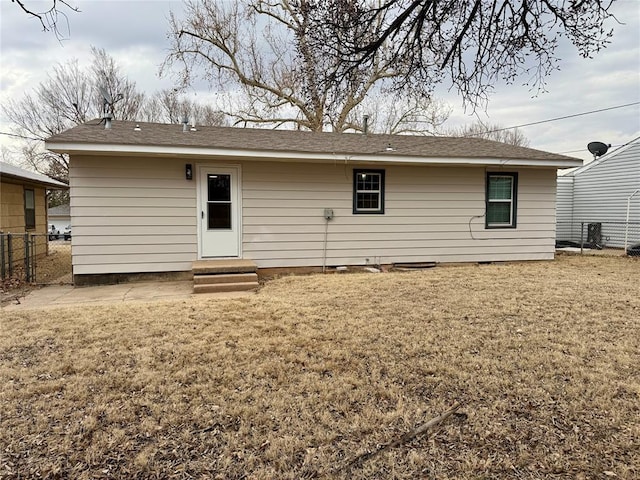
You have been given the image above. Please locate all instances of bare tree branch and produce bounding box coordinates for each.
[3,45,223,203]
[12,0,80,40]
[2,48,143,182]
[139,89,226,126]
[163,0,446,132]
[308,0,618,110]
[447,120,530,147]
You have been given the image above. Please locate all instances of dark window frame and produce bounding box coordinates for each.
[353,169,385,214]
[24,188,36,230]
[485,172,518,229]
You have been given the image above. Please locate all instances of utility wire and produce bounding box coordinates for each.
[0,131,43,142]
[377,102,640,154]
[557,148,589,154]
[557,139,637,155]
[463,102,640,137]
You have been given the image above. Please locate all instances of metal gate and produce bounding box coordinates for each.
[1,233,72,286]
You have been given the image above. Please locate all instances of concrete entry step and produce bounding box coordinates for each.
[193,282,259,294]
[192,259,257,275]
[193,273,258,285]
[192,259,258,294]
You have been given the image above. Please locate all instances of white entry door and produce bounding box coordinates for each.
[199,166,240,258]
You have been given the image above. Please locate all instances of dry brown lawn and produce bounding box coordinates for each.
[1,254,639,479]
[36,244,73,284]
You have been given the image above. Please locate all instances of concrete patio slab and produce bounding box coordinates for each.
[1,281,254,311]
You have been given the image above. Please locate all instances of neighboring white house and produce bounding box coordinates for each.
[556,137,640,248]
[48,204,71,231]
[45,119,582,284]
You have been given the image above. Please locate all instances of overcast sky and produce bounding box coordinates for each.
[1,0,639,163]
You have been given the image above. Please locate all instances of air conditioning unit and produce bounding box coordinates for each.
[587,223,603,249]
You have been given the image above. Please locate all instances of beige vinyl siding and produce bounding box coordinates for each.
[241,162,557,268]
[70,155,196,275]
[70,155,558,275]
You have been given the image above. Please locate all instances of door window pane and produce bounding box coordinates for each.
[208,174,230,202]
[208,203,231,229]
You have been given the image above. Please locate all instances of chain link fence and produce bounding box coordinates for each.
[1,233,72,290]
[556,221,640,256]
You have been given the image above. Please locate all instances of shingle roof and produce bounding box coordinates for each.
[46,119,580,164]
[48,204,70,216]
[0,161,68,189]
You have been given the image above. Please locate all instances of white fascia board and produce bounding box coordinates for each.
[45,142,583,168]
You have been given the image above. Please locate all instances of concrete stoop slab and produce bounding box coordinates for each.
[193,282,259,294]
[192,259,257,275]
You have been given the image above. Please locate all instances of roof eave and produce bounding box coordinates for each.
[45,141,583,169]
[1,172,68,189]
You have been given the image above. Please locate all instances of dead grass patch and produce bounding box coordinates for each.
[35,244,72,284]
[1,255,639,479]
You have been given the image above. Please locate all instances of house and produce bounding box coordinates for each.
[48,203,71,232]
[1,161,68,275]
[45,119,581,286]
[1,161,68,235]
[556,137,640,249]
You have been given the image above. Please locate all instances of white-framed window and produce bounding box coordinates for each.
[353,169,385,214]
[486,173,518,228]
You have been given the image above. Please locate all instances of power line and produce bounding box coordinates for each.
[464,102,640,137]
[0,131,43,142]
[556,148,590,154]
[558,140,634,156]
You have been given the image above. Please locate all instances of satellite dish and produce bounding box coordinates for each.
[99,86,113,105]
[98,86,115,129]
[587,141,610,158]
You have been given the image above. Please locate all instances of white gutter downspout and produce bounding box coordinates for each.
[624,189,640,253]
